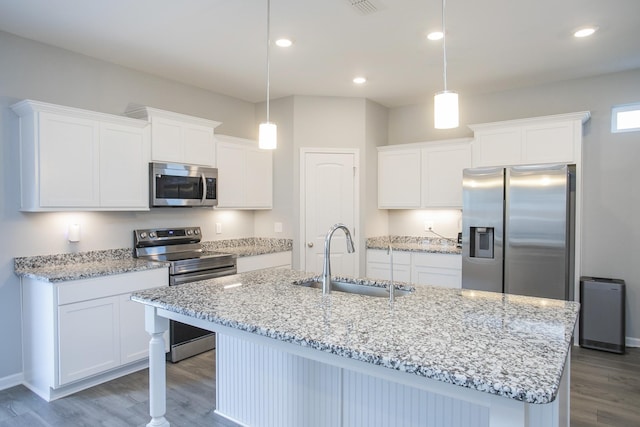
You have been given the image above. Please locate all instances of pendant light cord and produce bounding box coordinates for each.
[442,0,448,92]
[265,0,271,123]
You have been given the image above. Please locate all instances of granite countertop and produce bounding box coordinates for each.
[132,268,579,404]
[203,237,293,257]
[14,238,293,282]
[367,236,462,255]
[14,249,168,283]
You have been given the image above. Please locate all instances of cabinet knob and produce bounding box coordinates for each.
[307,242,314,248]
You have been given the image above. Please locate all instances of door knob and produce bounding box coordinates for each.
[307,242,314,248]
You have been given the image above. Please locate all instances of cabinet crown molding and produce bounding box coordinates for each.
[378,137,472,152]
[125,104,222,129]
[11,99,149,128]
[468,111,591,132]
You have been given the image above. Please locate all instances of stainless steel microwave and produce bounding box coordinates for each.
[150,162,218,207]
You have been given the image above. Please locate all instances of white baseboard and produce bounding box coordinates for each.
[626,337,640,348]
[0,372,24,391]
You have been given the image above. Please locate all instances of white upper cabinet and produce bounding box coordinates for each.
[421,141,471,207]
[125,106,220,167]
[378,148,422,208]
[11,100,150,212]
[469,112,590,167]
[215,135,273,209]
[99,121,149,209]
[378,138,471,209]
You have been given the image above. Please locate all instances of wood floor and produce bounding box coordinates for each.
[0,346,638,426]
[570,345,640,427]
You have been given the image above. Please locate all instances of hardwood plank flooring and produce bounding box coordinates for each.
[571,346,640,427]
[0,346,638,426]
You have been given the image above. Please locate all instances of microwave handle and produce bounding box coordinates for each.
[201,173,207,205]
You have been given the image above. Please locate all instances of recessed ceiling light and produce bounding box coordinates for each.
[427,31,443,41]
[573,26,598,38]
[275,38,293,47]
[353,76,367,85]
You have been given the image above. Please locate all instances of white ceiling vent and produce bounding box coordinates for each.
[345,0,381,15]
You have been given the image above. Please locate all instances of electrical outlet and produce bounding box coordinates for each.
[216,223,222,234]
[424,220,434,231]
[274,222,283,233]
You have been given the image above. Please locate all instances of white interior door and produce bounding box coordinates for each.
[302,150,358,277]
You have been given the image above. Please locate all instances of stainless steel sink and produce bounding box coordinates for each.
[295,279,412,298]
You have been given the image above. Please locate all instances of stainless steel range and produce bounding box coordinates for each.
[133,226,236,362]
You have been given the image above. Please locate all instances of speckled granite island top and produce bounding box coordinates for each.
[132,268,579,404]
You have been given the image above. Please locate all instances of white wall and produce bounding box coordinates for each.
[388,68,640,345]
[254,96,295,239]
[363,100,391,273]
[0,31,258,381]
[388,210,461,239]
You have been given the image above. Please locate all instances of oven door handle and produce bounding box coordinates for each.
[200,172,207,205]
[170,266,237,286]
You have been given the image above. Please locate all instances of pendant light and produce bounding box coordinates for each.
[434,0,459,129]
[259,0,277,149]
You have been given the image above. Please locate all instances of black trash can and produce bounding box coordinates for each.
[579,277,626,354]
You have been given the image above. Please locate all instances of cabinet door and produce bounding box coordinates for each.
[378,149,421,208]
[522,121,575,164]
[216,142,246,208]
[99,122,150,209]
[422,144,471,207]
[39,112,100,207]
[365,250,412,282]
[245,148,273,208]
[119,293,152,364]
[183,124,215,167]
[472,127,522,167]
[57,296,120,385]
[150,117,183,163]
[411,253,462,289]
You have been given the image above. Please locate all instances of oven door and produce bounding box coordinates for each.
[170,266,237,286]
[150,162,217,207]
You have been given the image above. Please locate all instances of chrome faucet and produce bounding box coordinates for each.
[322,223,356,295]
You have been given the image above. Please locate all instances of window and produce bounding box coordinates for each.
[611,103,640,133]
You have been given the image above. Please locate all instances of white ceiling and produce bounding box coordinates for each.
[1,0,639,108]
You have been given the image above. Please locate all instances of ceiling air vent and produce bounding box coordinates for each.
[345,0,380,15]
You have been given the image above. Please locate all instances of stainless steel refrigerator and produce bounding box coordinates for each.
[461,164,575,300]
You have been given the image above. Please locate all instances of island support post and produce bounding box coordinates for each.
[145,305,170,427]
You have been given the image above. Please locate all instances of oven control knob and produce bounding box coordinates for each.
[186,229,193,235]
[194,229,200,235]
[149,232,156,238]
[139,232,147,239]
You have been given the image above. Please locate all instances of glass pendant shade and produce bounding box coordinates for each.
[259,121,277,149]
[434,90,459,129]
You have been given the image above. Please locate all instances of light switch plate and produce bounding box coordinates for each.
[216,223,222,234]
[274,222,283,233]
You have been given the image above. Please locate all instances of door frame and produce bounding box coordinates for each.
[299,147,360,275]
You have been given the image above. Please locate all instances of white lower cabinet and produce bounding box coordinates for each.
[58,296,120,385]
[236,251,292,273]
[366,249,461,288]
[21,267,168,401]
[365,249,411,282]
[411,252,462,289]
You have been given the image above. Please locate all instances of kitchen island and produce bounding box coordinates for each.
[132,268,579,427]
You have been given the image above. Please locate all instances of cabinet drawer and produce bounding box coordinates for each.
[367,249,411,264]
[412,253,461,268]
[57,268,168,305]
